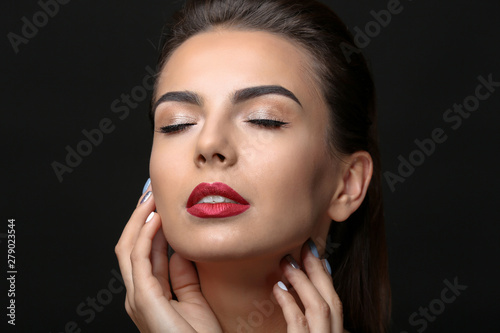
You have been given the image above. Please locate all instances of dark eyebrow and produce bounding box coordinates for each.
[152,85,301,116]
[153,91,203,113]
[232,85,302,107]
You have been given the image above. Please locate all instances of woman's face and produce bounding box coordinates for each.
[150,30,343,261]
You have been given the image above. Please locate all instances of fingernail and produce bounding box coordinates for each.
[140,191,152,204]
[285,255,300,269]
[308,239,319,258]
[142,178,151,194]
[277,281,288,291]
[322,259,332,275]
[145,212,154,223]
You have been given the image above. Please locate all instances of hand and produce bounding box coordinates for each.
[273,241,348,333]
[115,187,222,333]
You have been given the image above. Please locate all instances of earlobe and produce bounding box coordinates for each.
[327,151,373,222]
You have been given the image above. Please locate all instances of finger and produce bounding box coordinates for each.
[117,191,156,254]
[129,215,200,333]
[140,178,151,198]
[301,242,343,332]
[125,294,138,326]
[122,210,155,324]
[169,253,205,305]
[130,213,170,299]
[136,179,152,207]
[273,281,310,333]
[281,255,331,332]
[115,192,156,293]
[151,216,172,299]
[124,211,159,315]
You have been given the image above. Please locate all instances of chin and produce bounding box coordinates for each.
[159,206,313,262]
[167,229,254,262]
[169,240,257,263]
[165,227,303,265]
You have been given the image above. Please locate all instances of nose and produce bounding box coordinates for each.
[194,116,237,168]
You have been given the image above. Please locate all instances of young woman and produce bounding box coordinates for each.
[115,0,391,332]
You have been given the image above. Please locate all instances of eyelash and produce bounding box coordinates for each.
[159,123,196,134]
[158,119,289,134]
[246,119,289,128]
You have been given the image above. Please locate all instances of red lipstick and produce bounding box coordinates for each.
[186,182,250,218]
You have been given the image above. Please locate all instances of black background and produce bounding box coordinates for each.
[2,0,499,332]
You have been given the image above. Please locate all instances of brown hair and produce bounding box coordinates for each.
[153,0,391,331]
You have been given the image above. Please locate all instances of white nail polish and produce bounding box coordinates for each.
[277,281,288,291]
[140,191,152,204]
[145,212,155,223]
[142,178,151,194]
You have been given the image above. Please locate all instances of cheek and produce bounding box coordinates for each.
[149,139,192,214]
[250,130,335,226]
[150,146,191,249]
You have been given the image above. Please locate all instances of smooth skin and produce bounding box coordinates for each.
[116,29,371,332]
[116,190,350,332]
[116,190,221,332]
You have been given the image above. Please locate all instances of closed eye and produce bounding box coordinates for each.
[247,119,289,128]
[158,123,196,134]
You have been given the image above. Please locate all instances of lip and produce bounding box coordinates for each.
[186,182,250,218]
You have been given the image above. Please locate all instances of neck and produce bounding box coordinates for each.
[195,251,301,333]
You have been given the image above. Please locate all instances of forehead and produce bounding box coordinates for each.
[156,29,321,103]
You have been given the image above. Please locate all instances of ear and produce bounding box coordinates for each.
[327,151,373,222]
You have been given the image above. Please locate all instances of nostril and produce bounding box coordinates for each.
[198,155,207,163]
[216,153,225,162]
